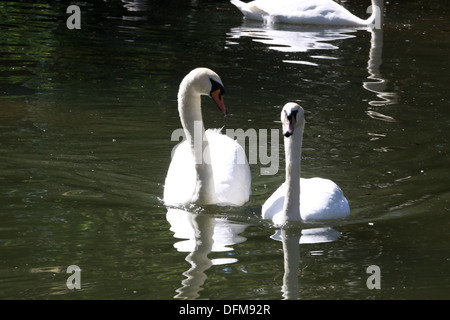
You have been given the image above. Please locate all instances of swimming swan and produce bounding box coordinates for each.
[230,0,382,27]
[262,103,350,225]
[164,68,251,206]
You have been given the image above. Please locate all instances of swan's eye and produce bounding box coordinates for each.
[210,79,225,98]
[286,109,298,122]
[290,109,298,120]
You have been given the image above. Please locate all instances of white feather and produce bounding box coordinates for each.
[230,0,382,26]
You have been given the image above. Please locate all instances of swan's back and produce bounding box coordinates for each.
[206,129,251,206]
[231,0,369,26]
[299,177,350,220]
[262,177,350,223]
[164,129,251,206]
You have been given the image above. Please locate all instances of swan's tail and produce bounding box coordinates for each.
[230,0,268,20]
[230,0,245,11]
[230,0,251,16]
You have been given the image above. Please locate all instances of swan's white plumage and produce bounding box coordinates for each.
[262,178,350,224]
[262,103,350,225]
[163,68,251,207]
[164,129,251,206]
[230,0,381,26]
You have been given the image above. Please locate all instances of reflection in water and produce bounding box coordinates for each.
[166,209,248,299]
[364,27,398,108]
[120,0,149,20]
[271,227,341,299]
[227,22,357,56]
[227,20,398,114]
[121,0,150,12]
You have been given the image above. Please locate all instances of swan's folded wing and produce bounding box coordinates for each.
[230,0,269,20]
[163,141,197,205]
[261,183,286,222]
[207,130,252,206]
[300,177,350,220]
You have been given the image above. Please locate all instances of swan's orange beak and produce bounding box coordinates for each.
[211,89,227,116]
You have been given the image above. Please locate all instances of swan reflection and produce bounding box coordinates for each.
[227,17,397,110]
[364,27,398,107]
[121,0,149,12]
[227,21,357,55]
[271,227,341,299]
[166,208,248,299]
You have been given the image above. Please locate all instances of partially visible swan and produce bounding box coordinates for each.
[164,68,251,206]
[230,0,382,27]
[262,103,350,225]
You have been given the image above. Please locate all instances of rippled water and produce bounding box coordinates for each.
[0,1,449,300]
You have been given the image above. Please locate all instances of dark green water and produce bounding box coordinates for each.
[0,1,449,300]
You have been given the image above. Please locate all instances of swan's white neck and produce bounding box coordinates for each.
[282,122,304,223]
[178,81,218,204]
[364,0,383,27]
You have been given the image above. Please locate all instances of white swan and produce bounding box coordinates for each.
[164,68,251,206]
[262,103,350,225]
[230,0,382,27]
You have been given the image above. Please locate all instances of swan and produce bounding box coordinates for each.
[230,0,382,27]
[163,68,251,207]
[262,103,350,225]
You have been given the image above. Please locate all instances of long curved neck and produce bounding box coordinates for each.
[178,82,217,204]
[364,0,383,27]
[282,123,304,223]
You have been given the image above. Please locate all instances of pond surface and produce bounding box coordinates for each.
[0,1,449,300]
